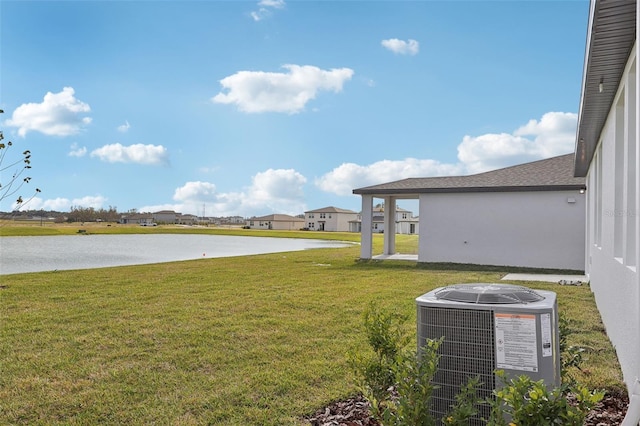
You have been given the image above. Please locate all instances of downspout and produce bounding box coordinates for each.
[621,379,640,426]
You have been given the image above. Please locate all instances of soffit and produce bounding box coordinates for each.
[575,0,637,177]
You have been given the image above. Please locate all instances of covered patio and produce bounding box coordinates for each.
[352,154,586,270]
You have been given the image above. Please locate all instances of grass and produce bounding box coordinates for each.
[0,221,361,241]
[0,224,624,424]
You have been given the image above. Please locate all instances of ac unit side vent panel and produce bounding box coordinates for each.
[418,306,496,423]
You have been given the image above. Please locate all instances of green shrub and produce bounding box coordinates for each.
[486,372,603,426]
[348,302,411,418]
[379,338,442,426]
[442,376,482,425]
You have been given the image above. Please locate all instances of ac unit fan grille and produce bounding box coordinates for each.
[434,283,545,304]
[418,306,495,424]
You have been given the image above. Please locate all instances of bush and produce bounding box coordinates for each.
[348,302,411,418]
[486,372,603,426]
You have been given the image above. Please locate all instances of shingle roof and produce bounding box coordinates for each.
[305,206,358,214]
[353,154,586,195]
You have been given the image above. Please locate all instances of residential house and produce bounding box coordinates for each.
[349,206,419,234]
[574,0,639,395]
[119,213,154,225]
[246,214,305,230]
[305,206,358,231]
[177,214,198,225]
[219,216,245,225]
[353,154,586,270]
[153,210,177,224]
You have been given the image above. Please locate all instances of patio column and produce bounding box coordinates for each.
[360,194,373,259]
[383,196,396,255]
[418,194,428,263]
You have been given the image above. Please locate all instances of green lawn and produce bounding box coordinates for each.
[0,227,623,425]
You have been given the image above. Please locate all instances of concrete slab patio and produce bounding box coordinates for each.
[501,273,588,284]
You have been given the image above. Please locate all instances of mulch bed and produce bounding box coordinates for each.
[305,391,629,426]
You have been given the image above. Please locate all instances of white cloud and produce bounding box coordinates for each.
[458,111,578,173]
[316,159,464,196]
[259,0,285,7]
[381,38,420,55]
[247,168,306,203]
[250,0,285,21]
[212,64,354,114]
[117,121,131,133]
[21,195,107,211]
[68,143,87,157]
[5,87,92,137]
[140,168,307,217]
[90,143,169,165]
[173,181,217,202]
[317,111,578,195]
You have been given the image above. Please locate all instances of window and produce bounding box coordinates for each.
[320,213,326,219]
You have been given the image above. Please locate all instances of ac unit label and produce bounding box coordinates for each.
[494,313,538,372]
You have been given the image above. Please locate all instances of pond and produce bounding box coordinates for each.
[0,234,353,275]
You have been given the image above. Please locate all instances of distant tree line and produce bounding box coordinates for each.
[2,206,129,223]
[67,206,122,223]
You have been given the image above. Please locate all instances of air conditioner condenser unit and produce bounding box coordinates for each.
[416,283,560,423]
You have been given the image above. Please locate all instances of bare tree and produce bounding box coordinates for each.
[0,109,41,210]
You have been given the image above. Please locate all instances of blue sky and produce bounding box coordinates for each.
[1,0,589,217]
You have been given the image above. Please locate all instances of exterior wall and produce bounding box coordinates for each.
[397,220,419,235]
[270,220,304,230]
[585,44,639,389]
[349,221,362,233]
[246,219,303,230]
[153,211,177,224]
[418,190,586,270]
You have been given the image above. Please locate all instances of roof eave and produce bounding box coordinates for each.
[574,0,637,177]
[353,184,586,196]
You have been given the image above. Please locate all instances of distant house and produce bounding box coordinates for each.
[119,213,154,225]
[304,206,358,232]
[349,206,419,234]
[353,154,586,270]
[573,0,638,393]
[153,210,177,224]
[219,216,245,225]
[245,214,305,230]
[177,214,198,225]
